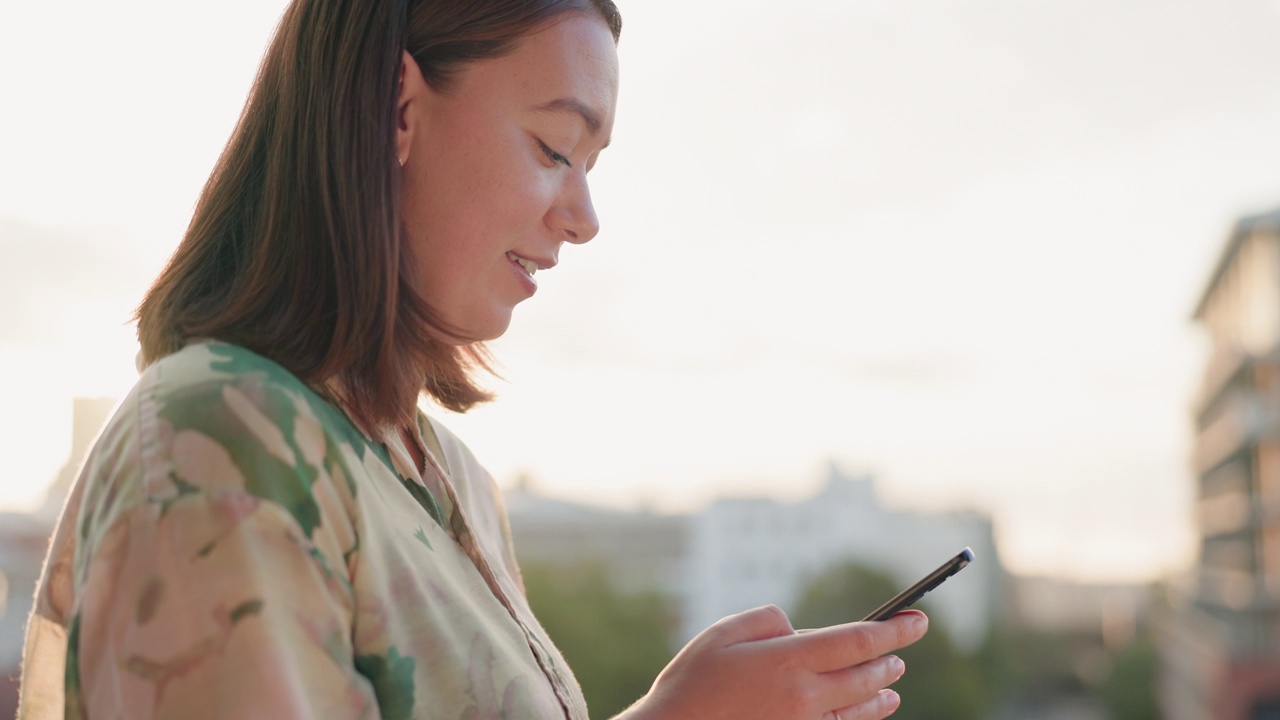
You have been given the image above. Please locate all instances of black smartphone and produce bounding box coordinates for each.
[861,547,974,621]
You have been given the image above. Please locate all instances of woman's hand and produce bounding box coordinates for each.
[615,605,927,720]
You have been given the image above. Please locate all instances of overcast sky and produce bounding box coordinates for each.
[5,0,1280,582]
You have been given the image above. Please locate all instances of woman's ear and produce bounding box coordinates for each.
[396,51,426,167]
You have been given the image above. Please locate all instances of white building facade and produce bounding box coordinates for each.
[506,463,1002,652]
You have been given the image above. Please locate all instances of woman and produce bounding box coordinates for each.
[19,1,927,718]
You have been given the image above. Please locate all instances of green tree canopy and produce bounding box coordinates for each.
[521,561,675,719]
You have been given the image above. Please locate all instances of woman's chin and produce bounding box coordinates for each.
[432,312,514,345]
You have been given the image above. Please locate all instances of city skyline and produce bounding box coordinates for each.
[6,0,1280,583]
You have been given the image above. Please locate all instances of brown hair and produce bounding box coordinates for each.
[136,0,621,430]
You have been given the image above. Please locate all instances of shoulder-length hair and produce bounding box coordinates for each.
[135,0,621,431]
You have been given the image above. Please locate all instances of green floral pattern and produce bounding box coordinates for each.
[19,341,587,720]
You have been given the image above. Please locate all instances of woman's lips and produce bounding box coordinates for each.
[506,251,538,276]
[506,251,538,294]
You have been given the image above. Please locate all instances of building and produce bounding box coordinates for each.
[0,396,115,715]
[0,512,54,719]
[504,475,692,598]
[36,396,119,522]
[1010,575,1150,647]
[1160,206,1280,720]
[506,462,1003,652]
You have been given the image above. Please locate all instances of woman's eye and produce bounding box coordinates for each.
[538,140,572,168]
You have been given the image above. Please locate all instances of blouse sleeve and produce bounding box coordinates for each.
[64,369,382,719]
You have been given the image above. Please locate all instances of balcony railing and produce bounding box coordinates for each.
[1194,346,1249,422]
[1199,565,1258,612]
[1194,393,1265,476]
[1199,490,1254,536]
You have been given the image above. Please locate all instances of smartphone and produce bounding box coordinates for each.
[861,547,974,621]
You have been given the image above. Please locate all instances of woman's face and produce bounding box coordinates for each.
[397,14,619,343]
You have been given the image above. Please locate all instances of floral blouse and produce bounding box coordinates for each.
[18,341,588,719]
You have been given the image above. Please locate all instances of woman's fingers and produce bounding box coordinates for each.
[626,608,927,720]
[819,654,906,715]
[703,604,796,646]
[832,689,903,720]
[777,610,928,673]
[750,611,922,717]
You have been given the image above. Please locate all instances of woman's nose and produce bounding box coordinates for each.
[550,173,600,244]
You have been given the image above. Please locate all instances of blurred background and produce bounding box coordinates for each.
[4,0,1280,717]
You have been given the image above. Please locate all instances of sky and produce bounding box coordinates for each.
[4,0,1280,583]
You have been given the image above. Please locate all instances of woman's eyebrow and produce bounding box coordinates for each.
[536,97,603,135]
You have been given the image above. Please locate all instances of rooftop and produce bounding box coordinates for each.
[1193,206,1280,320]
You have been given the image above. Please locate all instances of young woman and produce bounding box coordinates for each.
[19,1,927,718]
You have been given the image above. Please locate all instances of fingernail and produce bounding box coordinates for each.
[908,612,928,633]
[882,689,901,712]
[887,655,905,677]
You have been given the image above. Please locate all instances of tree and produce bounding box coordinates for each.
[1100,634,1160,720]
[521,560,675,719]
[791,561,989,720]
